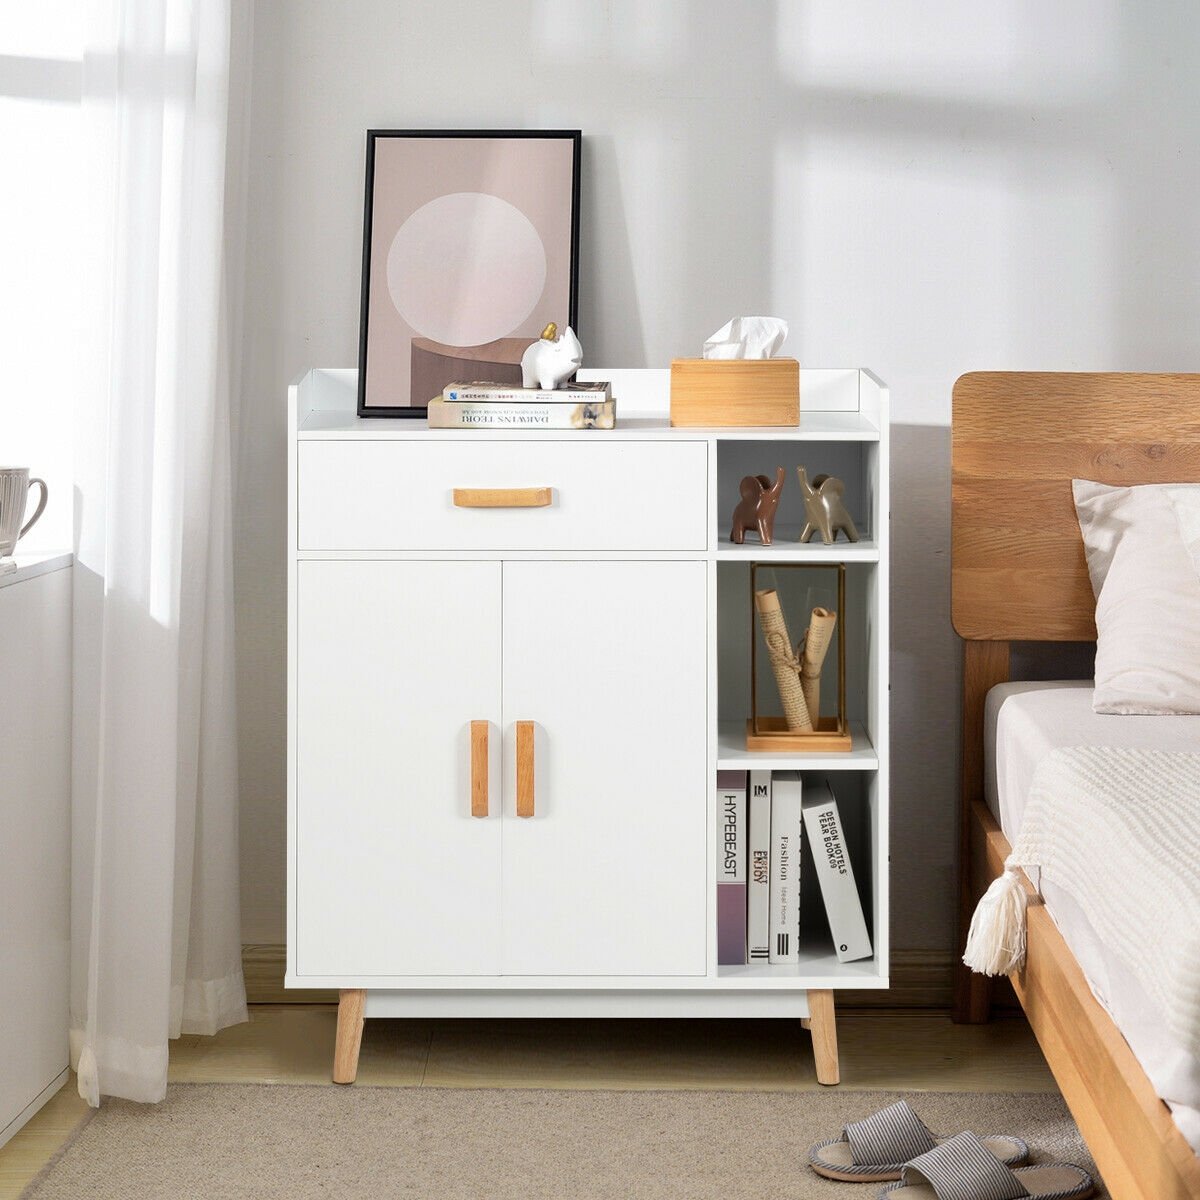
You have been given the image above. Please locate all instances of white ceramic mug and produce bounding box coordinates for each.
[0,468,49,558]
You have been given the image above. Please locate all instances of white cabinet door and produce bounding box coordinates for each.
[500,561,708,976]
[296,560,502,977]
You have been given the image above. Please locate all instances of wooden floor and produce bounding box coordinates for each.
[0,1006,1055,1198]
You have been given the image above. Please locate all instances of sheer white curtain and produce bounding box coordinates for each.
[72,0,248,1105]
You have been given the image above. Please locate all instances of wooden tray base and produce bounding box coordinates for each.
[745,717,853,753]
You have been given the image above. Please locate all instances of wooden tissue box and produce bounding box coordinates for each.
[669,358,799,427]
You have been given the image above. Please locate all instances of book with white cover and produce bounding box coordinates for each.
[427,397,615,429]
[747,770,772,962]
[802,779,872,962]
[768,771,803,964]
[715,771,747,965]
[443,380,612,403]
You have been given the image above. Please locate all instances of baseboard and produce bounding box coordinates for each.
[0,1068,70,1151]
[242,945,957,1009]
[843,950,954,1009]
[242,944,336,1005]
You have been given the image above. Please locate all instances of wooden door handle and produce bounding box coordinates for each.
[470,721,489,817]
[453,487,552,508]
[516,721,535,818]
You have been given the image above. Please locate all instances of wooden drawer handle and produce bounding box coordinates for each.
[516,721,535,818]
[470,721,489,817]
[453,487,552,509]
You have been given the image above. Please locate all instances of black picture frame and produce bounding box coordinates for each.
[356,129,582,419]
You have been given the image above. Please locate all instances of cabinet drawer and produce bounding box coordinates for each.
[298,440,709,551]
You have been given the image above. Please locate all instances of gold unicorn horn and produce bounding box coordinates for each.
[540,322,558,341]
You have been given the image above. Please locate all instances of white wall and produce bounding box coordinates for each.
[236,0,1200,948]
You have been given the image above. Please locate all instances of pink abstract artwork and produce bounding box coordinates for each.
[359,132,579,415]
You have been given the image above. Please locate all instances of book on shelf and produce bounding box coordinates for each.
[768,771,803,964]
[802,778,872,963]
[427,397,615,430]
[442,380,612,403]
[715,771,747,965]
[747,770,772,963]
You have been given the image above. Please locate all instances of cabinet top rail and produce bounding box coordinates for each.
[290,367,888,442]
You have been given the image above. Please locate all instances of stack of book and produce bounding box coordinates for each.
[427,381,616,429]
[716,770,872,966]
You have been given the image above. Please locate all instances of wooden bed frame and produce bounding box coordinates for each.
[950,372,1200,1200]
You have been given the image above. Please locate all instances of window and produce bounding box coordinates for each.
[0,3,83,553]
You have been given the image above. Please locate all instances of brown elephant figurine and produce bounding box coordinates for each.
[730,467,785,545]
[797,468,860,544]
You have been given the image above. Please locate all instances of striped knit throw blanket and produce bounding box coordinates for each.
[964,746,1200,1057]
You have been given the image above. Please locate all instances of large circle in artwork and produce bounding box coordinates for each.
[386,192,547,347]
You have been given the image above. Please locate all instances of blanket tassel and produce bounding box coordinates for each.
[962,865,1028,977]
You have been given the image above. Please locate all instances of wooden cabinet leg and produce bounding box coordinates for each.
[333,989,366,1084]
[806,989,840,1085]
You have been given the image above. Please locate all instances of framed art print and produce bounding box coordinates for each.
[357,129,581,417]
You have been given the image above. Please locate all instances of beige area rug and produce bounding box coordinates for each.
[23,1085,1106,1199]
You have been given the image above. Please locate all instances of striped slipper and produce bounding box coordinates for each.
[880,1131,1095,1199]
[809,1100,1028,1183]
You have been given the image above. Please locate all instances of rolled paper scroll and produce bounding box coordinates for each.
[799,606,837,720]
[754,589,812,731]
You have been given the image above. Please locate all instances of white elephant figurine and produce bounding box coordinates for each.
[521,323,583,389]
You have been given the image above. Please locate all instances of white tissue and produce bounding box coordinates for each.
[702,316,788,360]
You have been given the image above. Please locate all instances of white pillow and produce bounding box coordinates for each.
[1073,479,1200,714]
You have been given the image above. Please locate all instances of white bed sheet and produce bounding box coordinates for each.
[985,680,1200,1152]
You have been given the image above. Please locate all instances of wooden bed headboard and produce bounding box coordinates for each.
[951,371,1200,641]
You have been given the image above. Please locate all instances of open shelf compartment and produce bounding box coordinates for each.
[715,438,881,558]
[713,769,885,985]
[717,561,882,754]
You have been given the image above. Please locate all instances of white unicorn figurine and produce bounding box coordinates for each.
[521,323,583,390]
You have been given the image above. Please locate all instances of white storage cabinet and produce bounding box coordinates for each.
[287,368,890,1085]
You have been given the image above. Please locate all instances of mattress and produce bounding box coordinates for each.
[985,681,1200,1152]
